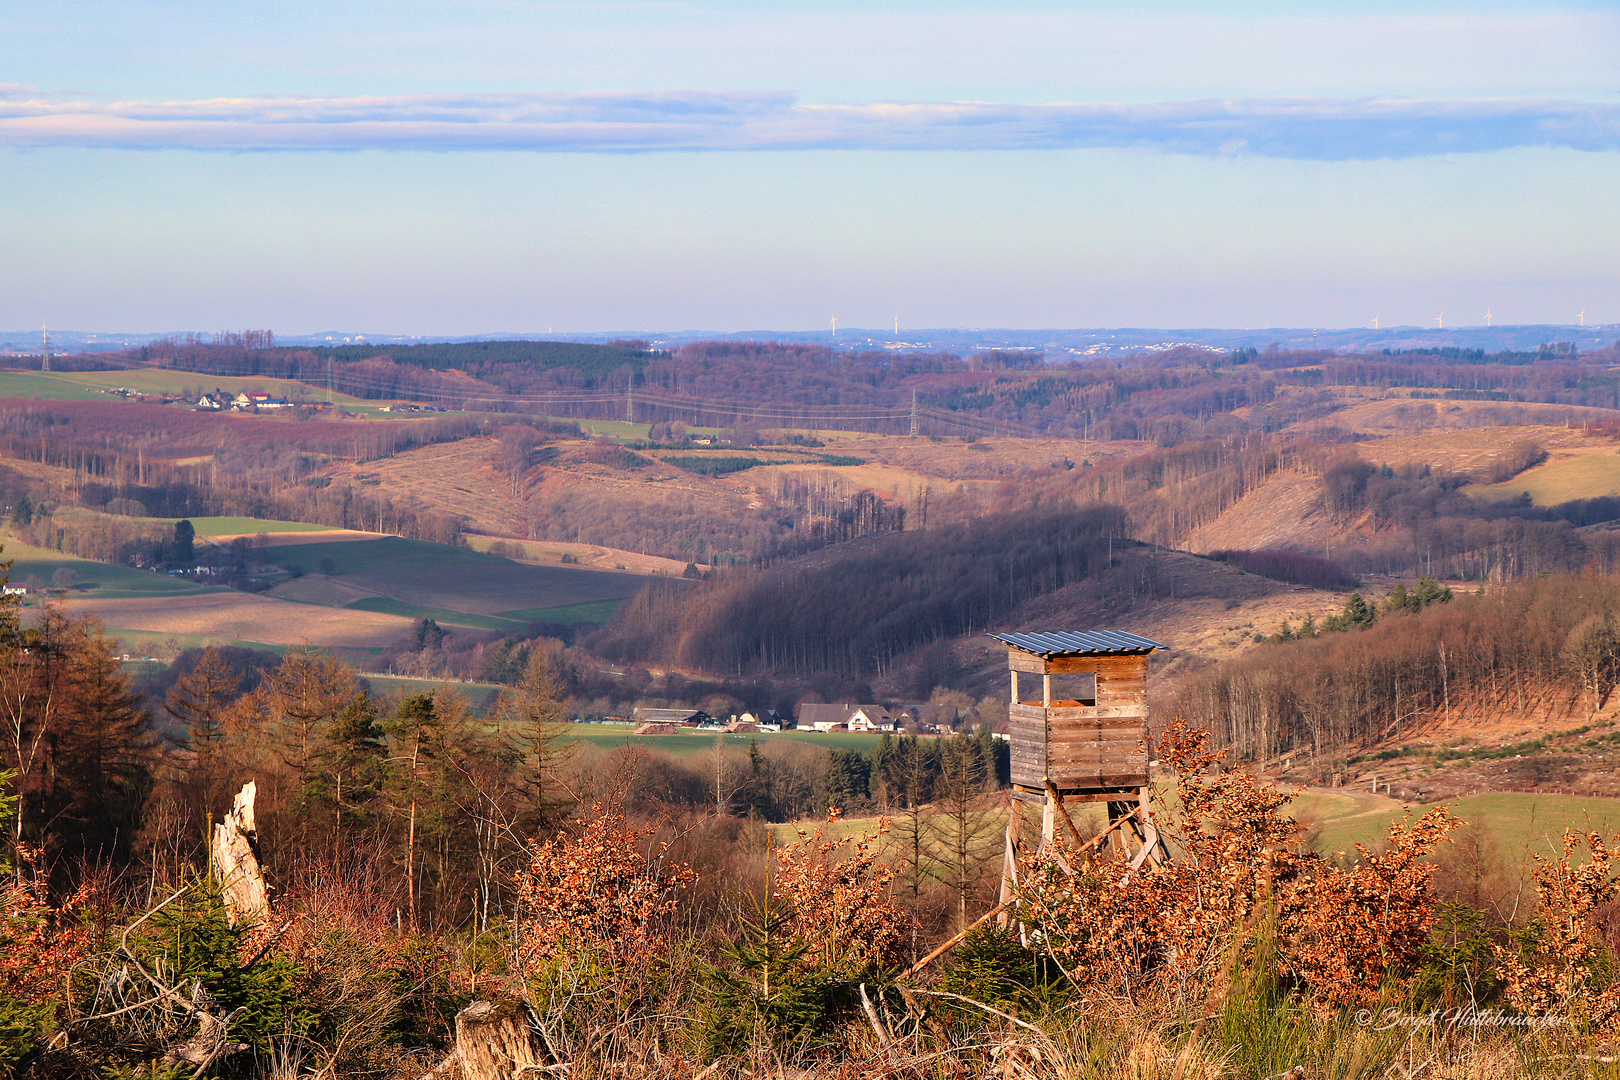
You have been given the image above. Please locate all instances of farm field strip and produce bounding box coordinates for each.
[494,599,624,625]
[54,590,418,648]
[0,537,222,595]
[565,723,889,757]
[343,596,522,631]
[261,537,647,616]
[1472,448,1620,504]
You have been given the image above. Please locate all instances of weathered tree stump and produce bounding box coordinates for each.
[211,780,270,924]
[454,999,541,1080]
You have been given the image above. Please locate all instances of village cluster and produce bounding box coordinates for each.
[624,701,1000,737]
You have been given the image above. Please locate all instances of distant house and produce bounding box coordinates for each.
[232,392,291,410]
[798,702,898,733]
[2,584,28,596]
[847,705,896,733]
[798,702,855,732]
[739,710,783,732]
[633,721,681,735]
[632,706,710,726]
[196,391,232,411]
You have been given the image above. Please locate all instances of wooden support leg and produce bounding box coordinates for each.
[1139,785,1170,865]
[997,798,1022,928]
[1041,797,1057,848]
[1106,800,1133,859]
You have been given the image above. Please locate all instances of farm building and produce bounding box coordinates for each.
[232,392,291,410]
[847,706,896,732]
[738,709,783,731]
[798,702,898,732]
[632,707,710,726]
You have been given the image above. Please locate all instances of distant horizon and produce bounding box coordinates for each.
[7,322,1616,358]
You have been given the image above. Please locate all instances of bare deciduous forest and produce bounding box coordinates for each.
[6,335,1620,1075]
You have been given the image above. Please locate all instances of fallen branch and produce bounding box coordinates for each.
[902,900,1010,979]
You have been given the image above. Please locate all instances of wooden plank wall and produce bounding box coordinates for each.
[1006,649,1150,791]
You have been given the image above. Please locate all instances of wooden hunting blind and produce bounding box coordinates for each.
[989,629,1167,798]
[911,630,1174,973]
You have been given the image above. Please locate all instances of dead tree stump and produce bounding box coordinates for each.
[211,781,270,924]
[454,1000,541,1080]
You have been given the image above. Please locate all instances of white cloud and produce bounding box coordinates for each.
[0,90,1615,159]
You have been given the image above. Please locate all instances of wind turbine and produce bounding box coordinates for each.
[1579,310,1586,327]
[1372,314,1379,330]
[830,313,837,337]
[1434,313,1444,330]
[1485,307,1492,327]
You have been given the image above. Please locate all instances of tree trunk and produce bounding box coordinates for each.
[211,780,270,924]
[454,1000,540,1080]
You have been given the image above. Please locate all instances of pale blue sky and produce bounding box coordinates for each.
[2,1,1616,334]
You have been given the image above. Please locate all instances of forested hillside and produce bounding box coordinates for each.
[1172,574,1620,766]
[595,505,1129,677]
[88,332,1620,441]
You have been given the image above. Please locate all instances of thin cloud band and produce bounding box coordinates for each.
[1,91,1615,159]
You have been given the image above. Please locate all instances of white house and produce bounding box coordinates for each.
[847,705,897,733]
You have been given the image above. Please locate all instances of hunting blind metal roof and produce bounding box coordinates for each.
[988,629,1167,657]
[993,628,1167,797]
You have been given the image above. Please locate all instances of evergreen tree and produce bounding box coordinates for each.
[172,518,196,562]
[164,646,244,837]
[312,691,387,839]
[936,733,995,928]
[43,617,155,864]
[493,645,575,834]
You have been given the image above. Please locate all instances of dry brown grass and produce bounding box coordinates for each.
[55,591,416,646]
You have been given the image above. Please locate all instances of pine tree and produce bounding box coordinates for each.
[44,616,155,864]
[164,646,244,840]
[493,645,575,835]
[936,733,994,928]
[312,691,387,840]
[387,693,442,927]
[172,518,196,563]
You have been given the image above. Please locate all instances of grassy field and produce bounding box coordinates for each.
[344,596,522,631]
[1472,450,1620,504]
[360,674,504,713]
[58,590,416,648]
[0,368,369,405]
[177,517,334,536]
[261,536,645,617]
[100,628,292,656]
[1296,789,1620,862]
[0,368,475,420]
[566,723,888,757]
[494,600,624,625]
[0,539,218,596]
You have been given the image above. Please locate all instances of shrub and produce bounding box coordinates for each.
[1493,830,1620,1031]
[1017,719,1460,1010]
[0,849,96,1069]
[512,802,695,977]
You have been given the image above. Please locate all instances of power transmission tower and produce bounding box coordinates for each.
[40,325,50,372]
[909,389,919,437]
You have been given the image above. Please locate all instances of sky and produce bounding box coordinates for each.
[1,1,1617,335]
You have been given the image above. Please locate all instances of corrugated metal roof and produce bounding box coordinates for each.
[988,630,1167,657]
